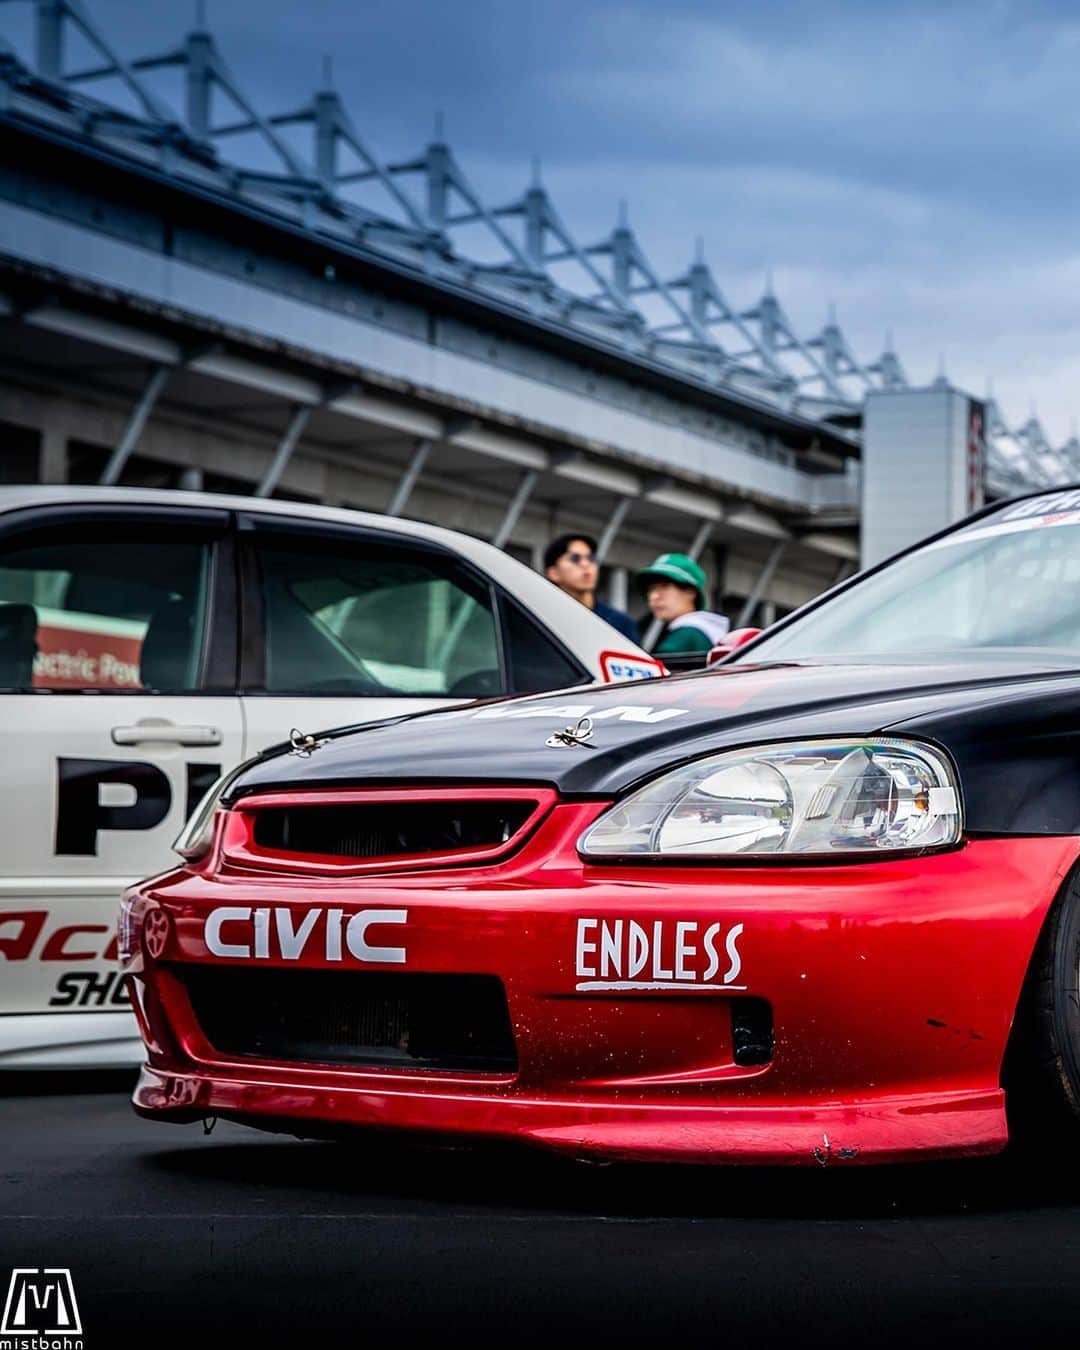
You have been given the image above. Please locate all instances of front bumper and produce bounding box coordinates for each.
[124,805,1080,1165]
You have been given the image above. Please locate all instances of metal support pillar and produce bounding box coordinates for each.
[99,365,170,486]
[595,496,631,564]
[185,32,215,141]
[426,142,452,230]
[255,404,311,498]
[687,519,713,561]
[36,0,64,79]
[737,541,787,628]
[386,439,431,517]
[491,469,538,549]
[313,89,338,181]
[524,184,545,266]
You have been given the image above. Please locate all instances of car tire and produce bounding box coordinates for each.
[1004,865,1080,1150]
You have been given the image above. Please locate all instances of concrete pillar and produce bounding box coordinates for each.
[39,423,67,483]
[862,384,986,568]
[609,565,629,613]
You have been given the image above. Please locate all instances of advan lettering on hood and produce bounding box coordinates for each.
[457,702,688,724]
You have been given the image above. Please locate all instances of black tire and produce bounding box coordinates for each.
[1004,864,1080,1150]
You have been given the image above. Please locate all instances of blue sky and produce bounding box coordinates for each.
[9,0,1080,437]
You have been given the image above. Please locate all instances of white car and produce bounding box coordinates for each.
[0,486,660,1069]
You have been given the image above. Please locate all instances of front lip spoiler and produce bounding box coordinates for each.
[132,1064,1007,1167]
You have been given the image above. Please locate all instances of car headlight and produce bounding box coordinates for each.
[578,737,961,859]
[172,759,255,861]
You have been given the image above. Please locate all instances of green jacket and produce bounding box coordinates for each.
[655,624,713,655]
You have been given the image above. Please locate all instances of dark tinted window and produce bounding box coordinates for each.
[255,539,504,698]
[503,599,587,693]
[0,530,211,692]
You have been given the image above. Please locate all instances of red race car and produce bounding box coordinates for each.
[123,486,1080,1165]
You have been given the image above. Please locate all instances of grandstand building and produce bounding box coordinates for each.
[0,0,1068,623]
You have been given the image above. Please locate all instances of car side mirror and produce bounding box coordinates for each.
[706,627,763,666]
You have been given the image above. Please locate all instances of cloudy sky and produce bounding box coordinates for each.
[10,0,1080,437]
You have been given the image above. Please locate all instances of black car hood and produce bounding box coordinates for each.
[230,653,1080,835]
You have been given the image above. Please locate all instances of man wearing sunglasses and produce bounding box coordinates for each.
[542,532,639,643]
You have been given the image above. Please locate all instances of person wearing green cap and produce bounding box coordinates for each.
[636,552,731,655]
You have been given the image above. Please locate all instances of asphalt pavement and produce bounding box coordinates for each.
[3,1073,1080,1346]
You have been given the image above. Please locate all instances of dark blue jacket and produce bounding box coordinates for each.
[595,600,640,645]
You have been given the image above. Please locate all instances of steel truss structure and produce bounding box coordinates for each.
[0,0,1071,493]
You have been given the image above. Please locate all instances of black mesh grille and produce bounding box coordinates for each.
[251,800,535,860]
[181,966,517,1073]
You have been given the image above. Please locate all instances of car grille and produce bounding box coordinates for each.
[180,966,518,1074]
[247,798,538,864]
[229,793,548,869]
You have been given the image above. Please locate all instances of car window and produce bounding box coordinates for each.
[254,540,504,697]
[747,512,1080,662]
[503,598,588,693]
[0,529,211,692]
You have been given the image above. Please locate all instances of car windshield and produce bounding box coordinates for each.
[746,500,1080,663]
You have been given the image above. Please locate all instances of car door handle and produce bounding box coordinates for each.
[111,722,224,747]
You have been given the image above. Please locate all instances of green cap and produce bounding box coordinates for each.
[635,552,707,609]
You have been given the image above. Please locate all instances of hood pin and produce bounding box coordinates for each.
[289,727,329,757]
[546,716,595,749]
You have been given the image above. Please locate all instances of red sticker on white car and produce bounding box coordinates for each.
[599,650,667,682]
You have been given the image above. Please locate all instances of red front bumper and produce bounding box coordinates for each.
[124,802,1080,1165]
